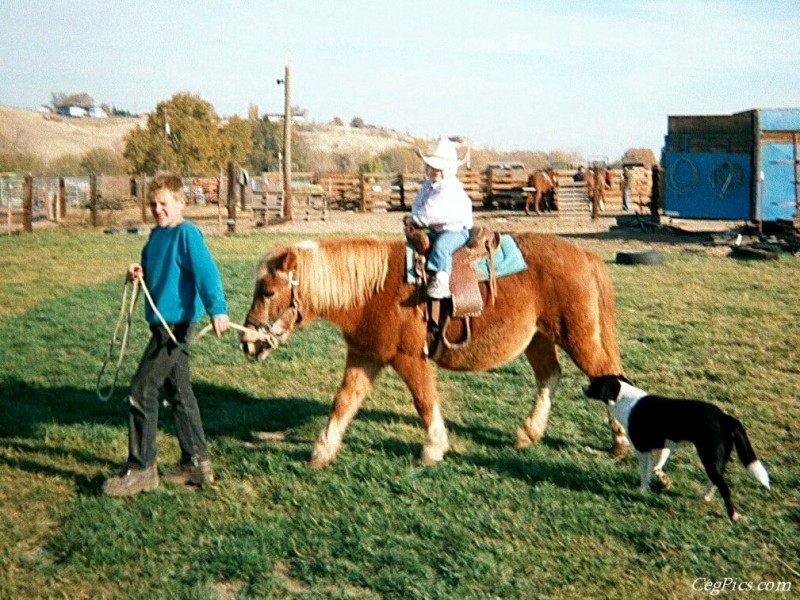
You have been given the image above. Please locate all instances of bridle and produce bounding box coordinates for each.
[244,270,302,350]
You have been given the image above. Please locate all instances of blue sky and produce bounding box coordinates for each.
[2,1,799,160]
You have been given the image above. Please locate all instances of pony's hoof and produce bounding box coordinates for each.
[308,447,335,469]
[610,442,630,458]
[514,428,534,448]
[415,455,442,467]
[654,469,672,489]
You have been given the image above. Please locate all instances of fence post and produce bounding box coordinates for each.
[134,174,146,224]
[217,170,223,227]
[359,173,366,212]
[57,177,66,222]
[226,162,236,233]
[3,178,9,234]
[22,175,33,233]
[89,174,98,227]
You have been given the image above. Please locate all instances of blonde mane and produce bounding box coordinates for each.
[265,237,389,313]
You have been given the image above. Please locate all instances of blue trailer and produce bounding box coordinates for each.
[662,108,800,222]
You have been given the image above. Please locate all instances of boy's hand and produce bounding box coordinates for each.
[211,314,230,337]
[127,263,143,284]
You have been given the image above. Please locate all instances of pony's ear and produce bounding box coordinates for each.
[279,250,298,273]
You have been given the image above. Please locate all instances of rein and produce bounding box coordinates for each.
[243,270,302,350]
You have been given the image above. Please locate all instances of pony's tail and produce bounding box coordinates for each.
[591,253,623,375]
[726,414,770,489]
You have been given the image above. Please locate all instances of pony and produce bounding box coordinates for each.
[524,169,559,215]
[241,233,629,468]
[577,168,609,217]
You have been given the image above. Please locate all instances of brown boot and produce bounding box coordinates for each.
[162,456,214,487]
[102,465,159,497]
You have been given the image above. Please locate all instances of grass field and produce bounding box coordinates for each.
[0,227,798,598]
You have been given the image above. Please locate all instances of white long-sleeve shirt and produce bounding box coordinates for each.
[411,174,473,232]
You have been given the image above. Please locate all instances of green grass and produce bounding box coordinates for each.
[0,229,798,598]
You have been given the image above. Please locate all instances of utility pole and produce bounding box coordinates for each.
[278,60,293,220]
[283,61,293,220]
[163,107,170,172]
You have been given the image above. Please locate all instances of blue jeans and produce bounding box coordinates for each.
[127,323,208,469]
[427,228,469,273]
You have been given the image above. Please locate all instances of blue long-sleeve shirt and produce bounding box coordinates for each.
[141,220,227,325]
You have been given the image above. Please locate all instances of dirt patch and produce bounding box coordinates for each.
[46,199,741,259]
[234,208,741,258]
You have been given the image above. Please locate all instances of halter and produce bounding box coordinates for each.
[245,270,302,350]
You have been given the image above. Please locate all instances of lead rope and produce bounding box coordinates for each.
[95,277,262,402]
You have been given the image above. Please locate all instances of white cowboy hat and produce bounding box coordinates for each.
[418,137,466,170]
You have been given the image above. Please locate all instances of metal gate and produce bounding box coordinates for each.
[757,133,799,222]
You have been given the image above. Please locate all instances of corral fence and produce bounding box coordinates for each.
[2,166,654,234]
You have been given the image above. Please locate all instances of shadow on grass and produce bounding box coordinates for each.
[0,378,327,440]
[1,377,622,496]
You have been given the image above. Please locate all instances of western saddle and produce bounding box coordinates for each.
[406,225,501,359]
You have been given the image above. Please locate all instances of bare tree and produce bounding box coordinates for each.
[51,92,95,110]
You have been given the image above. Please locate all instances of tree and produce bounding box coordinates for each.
[123,92,242,175]
[379,145,419,173]
[247,114,310,173]
[220,115,253,170]
[51,92,94,110]
[0,151,42,174]
[358,155,385,173]
[79,148,128,174]
[248,116,283,172]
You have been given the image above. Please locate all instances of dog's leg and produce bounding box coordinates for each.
[652,447,673,489]
[699,443,739,520]
[637,452,652,494]
[607,407,630,458]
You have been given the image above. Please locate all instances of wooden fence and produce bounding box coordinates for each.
[2,167,655,233]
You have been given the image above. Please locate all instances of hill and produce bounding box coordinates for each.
[0,104,420,164]
[0,105,146,160]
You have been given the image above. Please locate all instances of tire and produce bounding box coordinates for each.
[615,249,665,265]
[729,246,779,261]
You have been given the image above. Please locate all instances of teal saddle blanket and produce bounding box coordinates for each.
[405,233,527,283]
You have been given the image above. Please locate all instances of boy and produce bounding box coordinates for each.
[103,173,230,497]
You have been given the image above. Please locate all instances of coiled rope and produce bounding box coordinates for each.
[95,277,259,402]
[666,157,700,197]
[95,278,140,402]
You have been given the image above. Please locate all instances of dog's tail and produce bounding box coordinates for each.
[726,414,770,490]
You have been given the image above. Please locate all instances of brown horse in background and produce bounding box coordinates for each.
[577,168,610,218]
[525,169,558,215]
[241,233,629,469]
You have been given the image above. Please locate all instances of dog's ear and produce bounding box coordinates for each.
[584,375,624,402]
[583,378,610,403]
[601,377,623,402]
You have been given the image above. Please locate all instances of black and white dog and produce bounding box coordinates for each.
[583,375,770,520]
